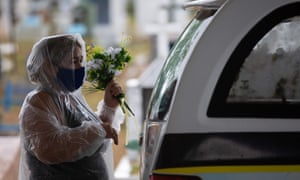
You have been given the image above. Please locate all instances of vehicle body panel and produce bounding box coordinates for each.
[140,0,300,179]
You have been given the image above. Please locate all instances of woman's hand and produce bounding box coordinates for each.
[102,123,118,145]
[104,80,123,108]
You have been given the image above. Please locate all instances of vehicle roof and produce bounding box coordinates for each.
[166,0,300,134]
[183,0,226,10]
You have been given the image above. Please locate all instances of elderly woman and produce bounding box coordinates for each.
[18,34,123,180]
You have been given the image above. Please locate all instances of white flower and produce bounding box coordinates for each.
[106,47,122,60]
[115,70,122,76]
[105,47,114,55]
[86,59,102,70]
[86,61,95,70]
[114,48,122,54]
[94,59,103,65]
[109,66,116,74]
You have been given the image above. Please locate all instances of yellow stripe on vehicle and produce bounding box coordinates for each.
[153,165,300,174]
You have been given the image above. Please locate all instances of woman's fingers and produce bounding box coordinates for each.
[109,80,123,97]
[104,80,123,107]
[112,129,119,145]
[111,88,122,97]
[103,123,119,145]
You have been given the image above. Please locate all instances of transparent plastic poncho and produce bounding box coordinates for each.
[18,34,123,180]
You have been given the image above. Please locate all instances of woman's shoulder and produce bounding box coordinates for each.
[26,89,56,106]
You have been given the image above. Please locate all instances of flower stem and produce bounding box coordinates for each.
[116,93,135,117]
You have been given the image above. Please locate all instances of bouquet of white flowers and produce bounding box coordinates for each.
[85,38,134,117]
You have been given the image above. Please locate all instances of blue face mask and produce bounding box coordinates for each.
[57,67,85,92]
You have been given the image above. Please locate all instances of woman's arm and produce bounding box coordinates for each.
[20,91,106,164]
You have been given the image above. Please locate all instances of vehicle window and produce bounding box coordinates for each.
[228,16,300,104]
[208,3,300,118]
[148,10,216,120]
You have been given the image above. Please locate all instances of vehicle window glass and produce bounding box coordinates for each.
[148,11,215,120]
[208,3,300,118]
[228,16,300,104]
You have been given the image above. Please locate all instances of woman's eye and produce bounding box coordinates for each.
[72,56,83,65]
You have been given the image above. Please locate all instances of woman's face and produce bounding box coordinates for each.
[60,45,83,69]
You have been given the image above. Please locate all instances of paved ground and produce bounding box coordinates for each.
[113,125,140,179]
[115,155,139,180]
[0,136,20,180]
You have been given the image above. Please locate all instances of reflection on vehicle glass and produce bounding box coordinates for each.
[148,13,215,120]
[228,16,300,104]
[158,80,177,119]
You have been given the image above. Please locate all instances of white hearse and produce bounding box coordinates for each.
[140,0,300,179]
